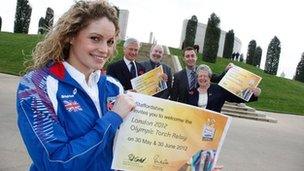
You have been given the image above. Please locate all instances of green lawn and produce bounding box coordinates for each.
[0,32,125,74]
[0,32,43,75]
[1,32,303,115]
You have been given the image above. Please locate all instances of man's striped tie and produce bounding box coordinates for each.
[189,71,197,90]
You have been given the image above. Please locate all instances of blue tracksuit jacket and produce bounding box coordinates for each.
[16,62,123,171]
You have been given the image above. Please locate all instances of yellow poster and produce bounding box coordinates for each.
[131,65,167,96]
[112,92,231,171]
[219,65,262,101]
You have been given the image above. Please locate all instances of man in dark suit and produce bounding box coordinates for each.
[107,38,146,90]
[140,44,172,99]
[171,47,231,103]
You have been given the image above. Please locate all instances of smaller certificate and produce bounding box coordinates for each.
[131,65,167,96]
[219,65,262,101]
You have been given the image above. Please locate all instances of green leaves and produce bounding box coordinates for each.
[264,36,281,75]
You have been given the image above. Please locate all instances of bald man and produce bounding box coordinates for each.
[140,44,172,99]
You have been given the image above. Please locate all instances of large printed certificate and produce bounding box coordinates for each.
[219,65,262,101]
[112,92,231,171]
[131,65,167,96]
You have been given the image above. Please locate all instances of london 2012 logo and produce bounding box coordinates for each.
[202,118,216,141]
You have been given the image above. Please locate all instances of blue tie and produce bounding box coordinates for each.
[130,62,136,78]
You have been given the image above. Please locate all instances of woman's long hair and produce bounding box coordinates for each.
[27,0,120,71]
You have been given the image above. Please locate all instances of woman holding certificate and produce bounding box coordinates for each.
[187,64,261,112]
[16,1,135,170]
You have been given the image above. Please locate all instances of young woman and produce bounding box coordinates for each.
[16,1,134,170]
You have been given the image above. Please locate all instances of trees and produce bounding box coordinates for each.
[183,15,198,49]
[240,54,244,62]
[38,17,45,34]
[14,0,32,33]
[253,46,262,67]
[294,52,304,82]
[38,7,54,34]
[246,41,262,67]
[202,13,221,63]
[0,16,2,31]
[264,36,281,75]
[246,40,256,65]
[45,8,54,28]
[114,6,120,18]
[223,29,234,59]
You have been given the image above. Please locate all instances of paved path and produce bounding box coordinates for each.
[0,74,31,170]
[0,73,303,171]
[217,111,304,171]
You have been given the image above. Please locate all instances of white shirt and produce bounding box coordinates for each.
[63,62,102,117]
[198,92,208,109]
[123,57,138,77]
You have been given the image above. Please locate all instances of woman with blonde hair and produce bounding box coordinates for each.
[16,1,134,170]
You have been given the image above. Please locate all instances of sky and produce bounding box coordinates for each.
[1,0,303,79]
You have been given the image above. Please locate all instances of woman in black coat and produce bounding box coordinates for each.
[187,64,261,112]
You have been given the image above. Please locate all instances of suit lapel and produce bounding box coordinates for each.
[135,61,145,76]
[207,85,214,108]
[182,69,189,90]
[148,62,153,71]
[120,60,132,78]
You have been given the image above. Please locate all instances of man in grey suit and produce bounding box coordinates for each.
[140,44,172,99]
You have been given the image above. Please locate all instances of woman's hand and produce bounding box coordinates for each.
[111,94,135,118]
[225,63,234,71]
[252,87,261,97]
[159,73,168,82]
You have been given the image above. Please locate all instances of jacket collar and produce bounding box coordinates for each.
[48,61,101,93]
